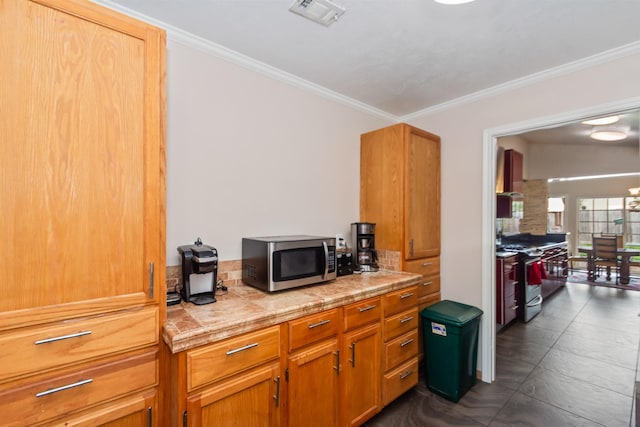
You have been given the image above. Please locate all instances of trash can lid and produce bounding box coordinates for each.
[420,300,483,326]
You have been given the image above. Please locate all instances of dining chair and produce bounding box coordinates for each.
[592,236,620,284]
[600,233,623,249]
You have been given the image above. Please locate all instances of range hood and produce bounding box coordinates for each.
[496,147,523,197]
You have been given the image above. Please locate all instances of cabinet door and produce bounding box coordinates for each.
[405,128,440,259]
[287,339,339,427]
[0,0,165,325]
[341,324,381,427]
[187,362,280,427]
[59,390,157,427]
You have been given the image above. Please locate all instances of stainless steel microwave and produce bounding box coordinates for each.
[242,235,336,292]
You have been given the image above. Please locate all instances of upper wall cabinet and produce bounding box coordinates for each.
[1,0,166,326]
[360,123,440,259]
[502,149,523,194]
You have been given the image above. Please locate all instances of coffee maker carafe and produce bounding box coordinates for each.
[351,222,379,272]
[177,238,218,305]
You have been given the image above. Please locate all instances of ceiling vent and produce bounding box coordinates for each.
[289,0,346,27]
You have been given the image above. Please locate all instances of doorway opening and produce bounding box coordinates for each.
[480,96,640,383]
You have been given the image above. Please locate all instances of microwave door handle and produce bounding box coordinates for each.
[323,241,329,280]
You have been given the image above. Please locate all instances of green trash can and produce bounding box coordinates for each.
[420,300,483,402]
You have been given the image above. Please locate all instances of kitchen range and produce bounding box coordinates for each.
[496,234,568,324]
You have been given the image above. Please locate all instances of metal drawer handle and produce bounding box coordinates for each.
[422,281,433,286]
[36,379,92,397]
[400,292,414,299]
[400,316,414,324]
[358,305,376,313]
[226,342,258,355]
[400,338,414,347]
[35,330,92,345]
[422,262,433,267]
[273,376,281,407]
[349,342,356,367]
[308,319,330,329]
[399,370,413,380]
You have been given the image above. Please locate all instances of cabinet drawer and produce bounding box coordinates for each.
[404,257,440,277]
[383,307,418,342]
[419,292,441,310]
[417,275,440,298]
[0,307,158,382]
[0,350,156,427]
[343,297,381,331]
[288,309,338,352]
[382,357,418,406]
[384,330,419,371]
[383,287,418,317]
[187,326,280,391]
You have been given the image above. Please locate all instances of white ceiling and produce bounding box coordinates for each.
[98,0,640,145]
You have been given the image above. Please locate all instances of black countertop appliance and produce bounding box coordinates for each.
[177,238,218,305]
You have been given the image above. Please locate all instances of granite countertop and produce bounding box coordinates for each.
[163,270,423,353]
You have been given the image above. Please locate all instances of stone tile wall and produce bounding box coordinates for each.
[520,179,549,236]
[167,250,403,292]
[166,260,244,293]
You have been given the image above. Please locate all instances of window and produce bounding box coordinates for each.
[577,197,631,247]
[625,197,640,247]
[547,197,565,233]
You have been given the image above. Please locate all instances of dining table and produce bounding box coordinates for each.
[578,246,640,285]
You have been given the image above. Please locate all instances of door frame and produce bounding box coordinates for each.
[480,96,640,382]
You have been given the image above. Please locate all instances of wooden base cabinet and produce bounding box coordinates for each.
[381,287,419,406]
[286,309,340,427]
[168,290,419,427]
[186,362,280,427]
[340,298,382,427]
[174,326,282,427]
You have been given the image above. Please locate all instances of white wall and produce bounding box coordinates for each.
[528,143,639,179]
[407,53,640,307]
[165,40,393,265]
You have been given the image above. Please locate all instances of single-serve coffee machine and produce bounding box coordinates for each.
[178,238,218,305]
[351,222,379,272]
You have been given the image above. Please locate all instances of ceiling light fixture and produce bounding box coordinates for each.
[433,0,476,4]
[589,127,628,142]
[289,0,345,26]
[581,115,620,126]
[629,187,640,196]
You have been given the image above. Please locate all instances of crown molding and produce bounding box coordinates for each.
[400,41,640,122]
[91,0,397,122]
[92,0,640,123]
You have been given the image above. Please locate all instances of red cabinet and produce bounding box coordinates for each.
[496,256,518,325]
[496,149,523,218]
[503,149,523,193]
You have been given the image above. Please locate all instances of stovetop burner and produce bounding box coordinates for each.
[498,244,543,257]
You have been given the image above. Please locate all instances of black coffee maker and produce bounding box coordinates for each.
[177,238,218,305]
[351,222,379,272]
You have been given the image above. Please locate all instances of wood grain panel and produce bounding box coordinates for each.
[404,127,440,259]
[360,125,404,251]
[288,309,338,352]
[0,350,156,427]
[187,326,280,392]
[0,306,158,382]
[0,0,165,315]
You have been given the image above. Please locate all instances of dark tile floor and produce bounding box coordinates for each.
[364,282,640,427]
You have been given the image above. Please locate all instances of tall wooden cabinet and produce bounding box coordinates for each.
[0,0,166,424]
[360,123,441,359]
